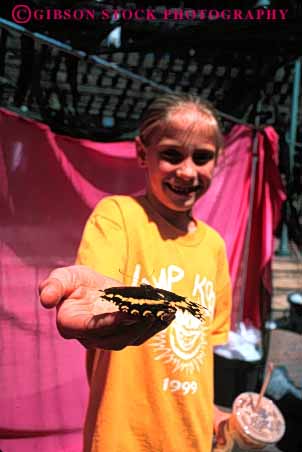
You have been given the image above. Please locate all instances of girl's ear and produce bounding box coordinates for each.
[135,137,148,168]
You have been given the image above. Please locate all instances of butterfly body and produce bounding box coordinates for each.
[99,284,204,322]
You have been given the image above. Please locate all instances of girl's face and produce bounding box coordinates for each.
[137,108,219,218]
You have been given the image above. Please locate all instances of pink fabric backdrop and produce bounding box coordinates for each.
[0,108,285,452]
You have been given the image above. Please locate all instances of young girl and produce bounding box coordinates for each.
[40,93,232,452]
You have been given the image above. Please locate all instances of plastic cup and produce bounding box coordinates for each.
[229,392,285,450]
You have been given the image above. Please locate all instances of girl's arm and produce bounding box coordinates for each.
[39,265,174,350]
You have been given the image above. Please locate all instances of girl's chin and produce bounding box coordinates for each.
[147,190,198,213]
[165,191,199,208]
[164,197,197,212]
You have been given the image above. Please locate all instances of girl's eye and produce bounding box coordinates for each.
[159,149,216,165]
[193,151,215,165]
[160,150,183,164]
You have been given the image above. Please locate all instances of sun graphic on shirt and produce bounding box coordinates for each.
[149,310,209,375]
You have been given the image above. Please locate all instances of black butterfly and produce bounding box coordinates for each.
[99,284,204,322]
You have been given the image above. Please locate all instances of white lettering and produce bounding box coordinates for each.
[192,274,216,318]
[152,264,184,290]
[192,274,206,305]
[162,377,198,395]
[131,264,141,286]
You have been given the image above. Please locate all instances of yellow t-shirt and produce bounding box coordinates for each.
[77,195,232,452]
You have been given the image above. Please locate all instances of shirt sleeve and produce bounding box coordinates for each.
[76,197,128,282]
[211,243,232,346]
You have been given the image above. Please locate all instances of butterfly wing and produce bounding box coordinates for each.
[99,285,204,321]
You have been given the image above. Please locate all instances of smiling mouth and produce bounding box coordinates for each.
[165,183,201,195]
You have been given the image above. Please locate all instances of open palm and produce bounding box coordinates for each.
[39,265,174,350]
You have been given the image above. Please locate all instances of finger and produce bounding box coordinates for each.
[79,323,149,351]
[78,337,127,351]
[65,265,122,291]
[39,277,66,308]
[130,323,159,346]
[39,267,80,308]
[82,316,172,350]
[39,266,122,309]
[56,297,140,339]
[130,311,175,345]
[131,318,172,345]
[78,331,133,350]
[78,336,128,351]
[85,312,147,336]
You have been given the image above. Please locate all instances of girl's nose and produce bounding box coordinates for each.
[176,159,196,179]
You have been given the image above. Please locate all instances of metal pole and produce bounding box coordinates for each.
[289,59,301,177]
[277,58,301,256]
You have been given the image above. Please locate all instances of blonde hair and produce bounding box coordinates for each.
[139,93,223,151]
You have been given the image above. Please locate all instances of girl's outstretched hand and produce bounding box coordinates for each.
[39,265,174,350]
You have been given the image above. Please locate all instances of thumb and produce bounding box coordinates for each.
[39,266,80,308]
[39,277,66,308]
[39,265,121,309]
